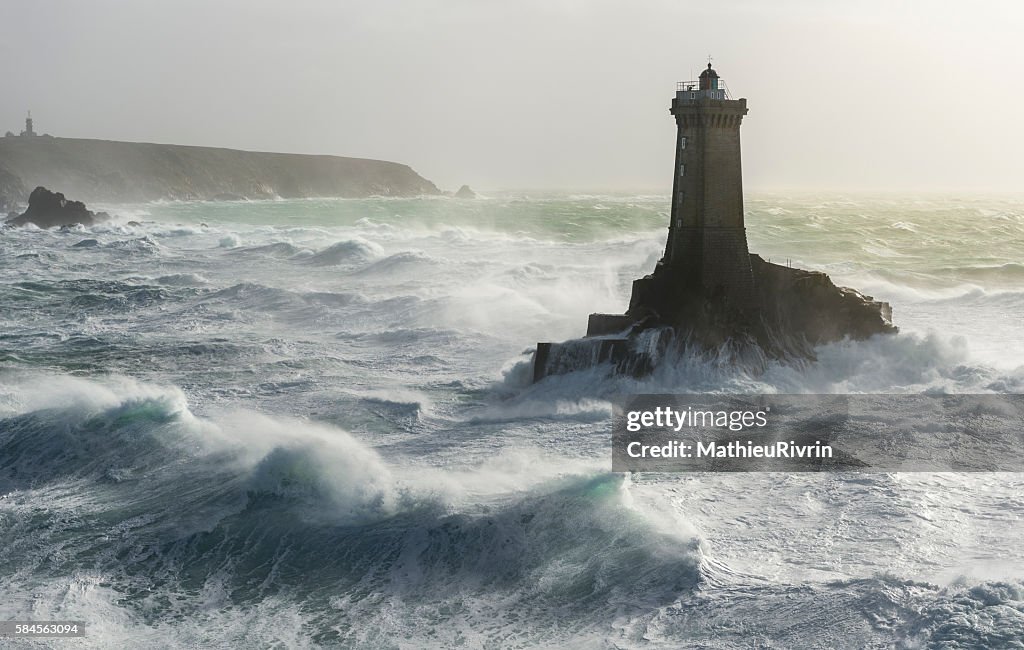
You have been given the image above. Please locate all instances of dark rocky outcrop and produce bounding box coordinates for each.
[454,184,477,199]
[747,255,894,345]
[534,255,896,381]
[5,186,109,228]
[0,137,440,203]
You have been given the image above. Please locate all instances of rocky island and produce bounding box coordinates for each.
[453,184,477,199]
[5,186,109,228]
[0,135,439,206]
[534,64,896,381]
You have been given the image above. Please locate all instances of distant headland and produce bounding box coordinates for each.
[0,114,440,209]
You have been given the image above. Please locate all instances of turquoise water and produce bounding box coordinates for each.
[1,192,1022,647]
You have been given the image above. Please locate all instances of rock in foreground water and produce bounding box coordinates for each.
[5,186,108,228]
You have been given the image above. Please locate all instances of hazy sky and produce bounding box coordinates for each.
[2,0,1022,191]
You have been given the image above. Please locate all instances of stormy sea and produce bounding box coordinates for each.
[1,192,1022,648]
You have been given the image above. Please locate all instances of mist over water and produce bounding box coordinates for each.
[1,192,1023,647]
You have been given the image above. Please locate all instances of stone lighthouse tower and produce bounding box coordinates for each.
[534,60,897,381]
[662,62,754,309]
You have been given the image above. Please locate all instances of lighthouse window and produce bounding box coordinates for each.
[679,164,685,177]
[690,92,696,99]
[679,137,687,150]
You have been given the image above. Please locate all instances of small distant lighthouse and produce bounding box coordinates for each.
[20,111,37,137]
[662,62,754,309]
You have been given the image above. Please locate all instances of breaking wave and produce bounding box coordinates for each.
[306,238,383,266]
[0,373,711,646]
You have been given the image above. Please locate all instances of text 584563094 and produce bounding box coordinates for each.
[1,622,85,637]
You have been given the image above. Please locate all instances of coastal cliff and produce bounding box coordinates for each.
[0,137,439,206]
[0,164,25,213]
